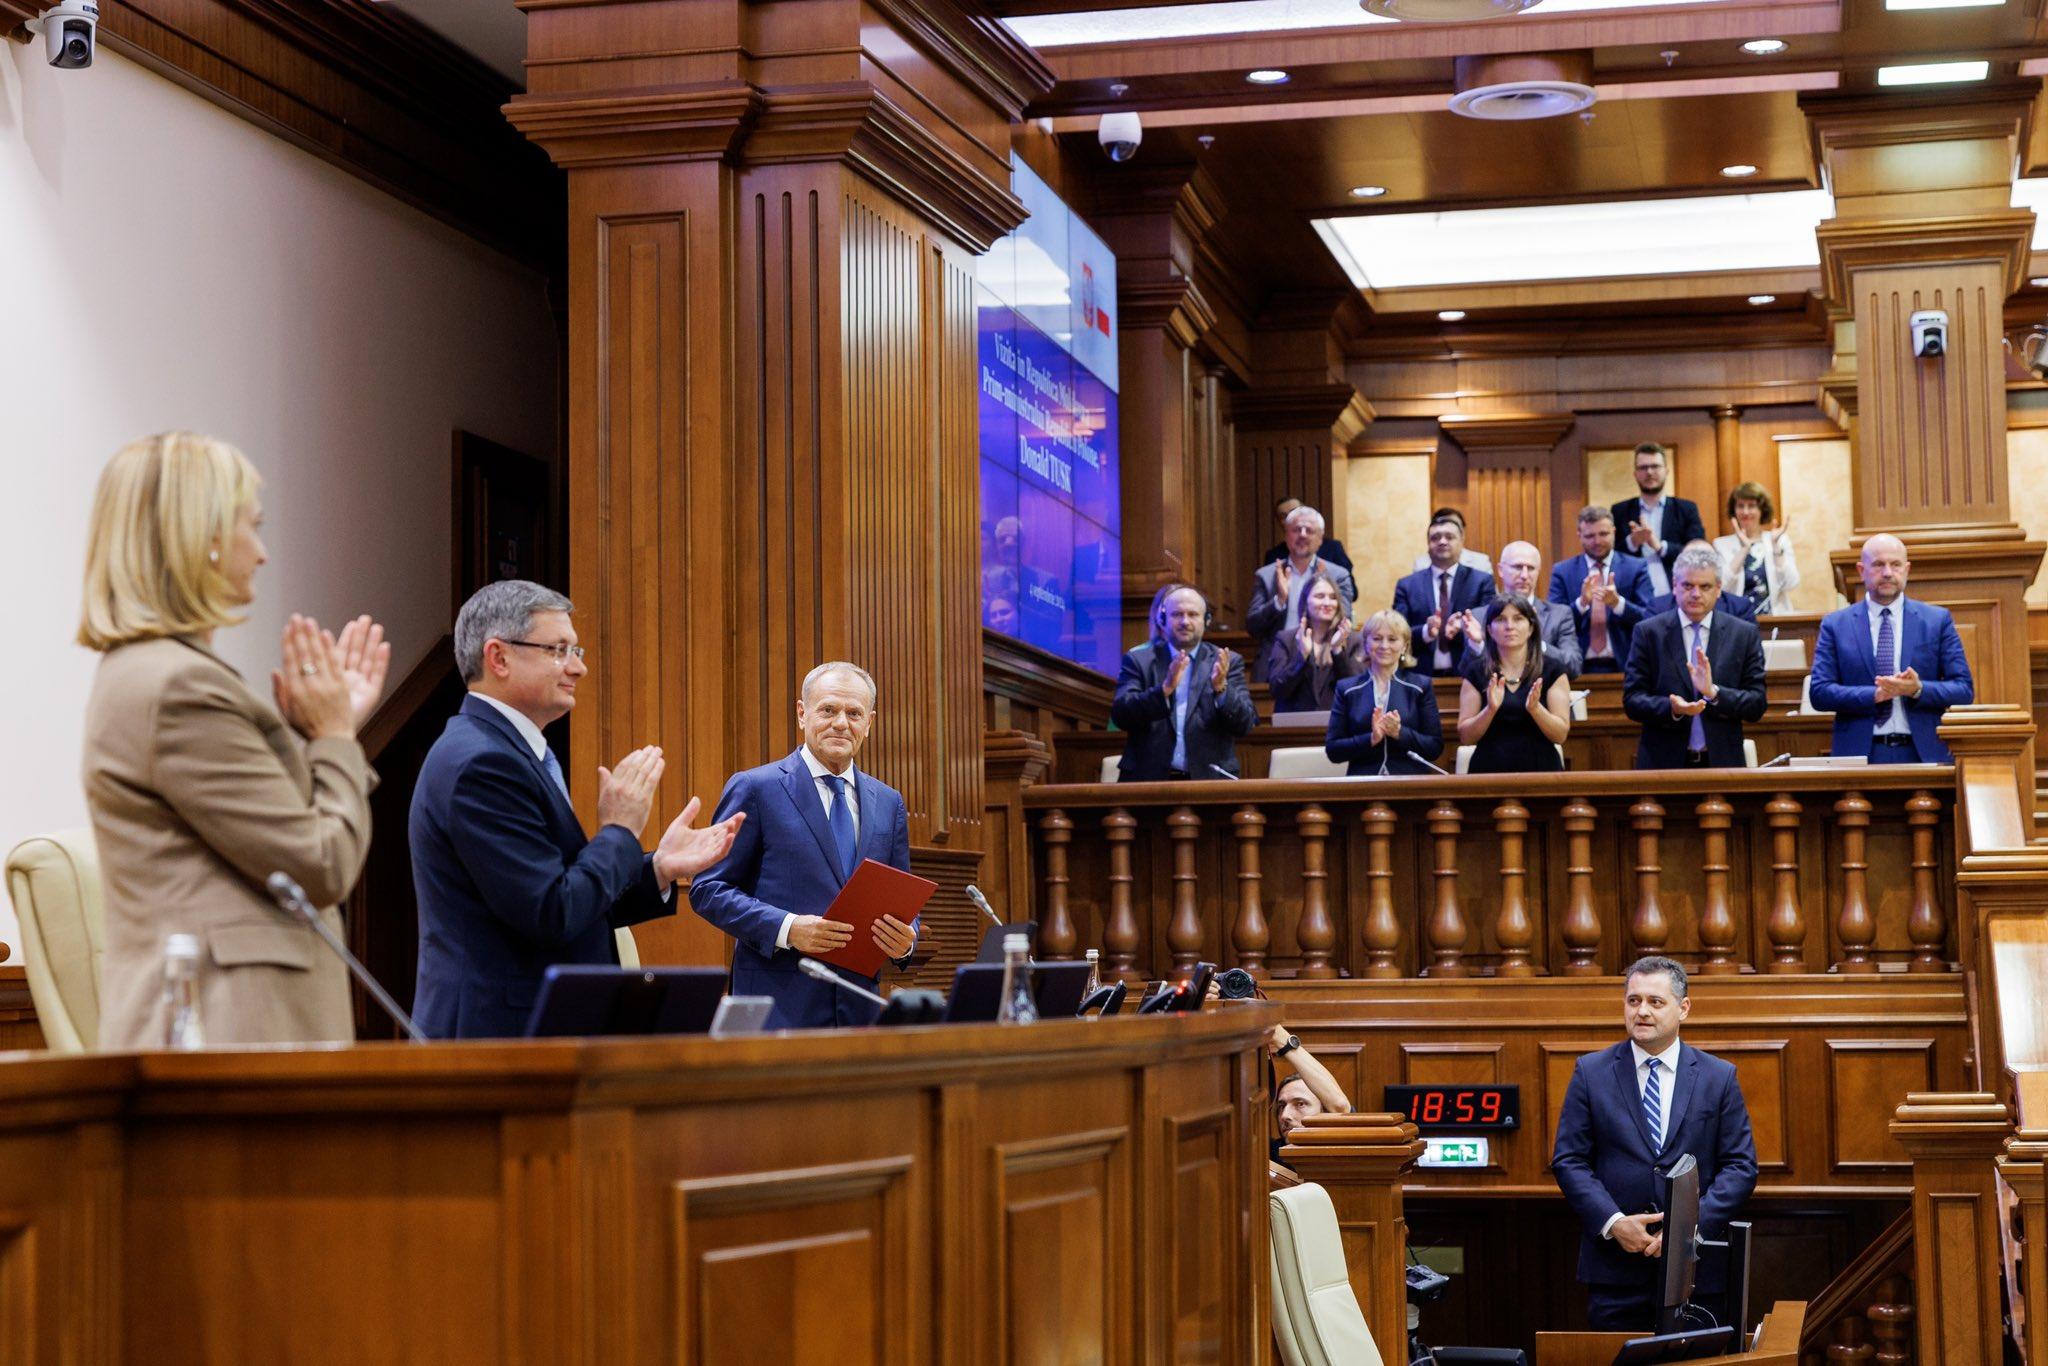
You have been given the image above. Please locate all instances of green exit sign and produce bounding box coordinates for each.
[1418,1137,1490,1169]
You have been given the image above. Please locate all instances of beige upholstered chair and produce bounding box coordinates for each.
[5,829,106,1052]
[1269,747,1347,781]
[1099,754,1120,783]
[616,926,641,968]
[1270,1182,1387,1366]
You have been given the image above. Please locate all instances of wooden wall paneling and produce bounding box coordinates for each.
[1706,1041,1790,1173]
[1826,1041,1936,1173]
[0,968,42,1051]
[1437,414,1574,566]
[1234,385,1375,582]
[1890,1093,2013,1366]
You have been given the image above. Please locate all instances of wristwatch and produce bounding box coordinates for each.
[1275,1034,1302,1058]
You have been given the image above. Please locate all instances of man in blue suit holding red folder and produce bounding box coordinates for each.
[690,662,917,1028]
[1809,534,1974,763]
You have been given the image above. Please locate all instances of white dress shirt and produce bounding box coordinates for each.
[1600,1038,1684,1238]
[777,746,861,949]
[1634,496,1672,598]
[1868,596,1909,735]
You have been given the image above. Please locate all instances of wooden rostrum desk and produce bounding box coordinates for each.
[0,1005,1278,1365]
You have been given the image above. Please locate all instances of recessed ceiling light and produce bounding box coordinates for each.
[1350,185,1389,198]
[1747,295,1777,305]
[2032,277,2048,287]
[1438,310,1467,322]
[1885,0,2003,10]
[1247,69,1290,84]
[1741,39,1788,55]
[1721,164,1759,178]
[1877,60,1991,86]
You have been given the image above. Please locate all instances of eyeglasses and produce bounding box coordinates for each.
[503,640,587,664]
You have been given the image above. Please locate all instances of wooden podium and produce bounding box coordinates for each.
[1535,1302,1804,1366]
[0,1007,1277,1365]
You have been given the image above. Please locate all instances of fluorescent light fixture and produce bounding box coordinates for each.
[1350,185,1389,199]
[1877,60,1991,85]
[1006,0,1723,50]
[1313,188,1835,290]
[2031,277,2048,287]
[1246,68,1289,83]
[1885,0,2003,9]
[1721,164,1759,178]
[1438,310,1467,322]
[1741,39,1787,56]
[1747,295,1777,305]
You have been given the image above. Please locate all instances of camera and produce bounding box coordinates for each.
[1098,111,1142,163]
[28,0,98,69]
[1910,309,1948,359]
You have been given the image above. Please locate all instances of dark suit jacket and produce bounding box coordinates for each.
[688,749,914,1029]
[1551,1041,1758,1291]
[1265,537,1353,574]
[1325,670,1443,775]
[1644,592,1756,624]
[1809,598,1974,762]
[1534,599,1585,679]
[1623,612,1767,769]
[1548,555,1654,665]
[1112,640,1257,780]
[1392,563,1494,675]
[409,695,672,1039]
[1612,495,1706,584]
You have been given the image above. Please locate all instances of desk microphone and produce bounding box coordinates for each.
[796,959,944,1025]
[1404,750,1453,777]
[1208,764,1240,781]
[1758,751,1793,768]
[265,872,427,1043]
[798,957,889,1006]
[965,884,1003,930]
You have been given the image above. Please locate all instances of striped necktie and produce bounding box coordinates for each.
[1643,1057,1666,1150]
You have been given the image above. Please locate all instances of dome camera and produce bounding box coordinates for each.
[27,0,98,70]
[1909,309,1948,359]
[1098,111,1142,163]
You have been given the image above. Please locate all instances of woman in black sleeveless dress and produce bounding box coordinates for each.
[1456,594,1573,774]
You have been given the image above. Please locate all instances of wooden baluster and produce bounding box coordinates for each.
[1695,795,1739,974]
[1168,807,1204,973]
[1360,804,1401,978]
[1102,808,1140,983]
[1039,809,1074,959]
[1867,1275,1914,1365]
[1834,791,1877,972]
[1766,792,1806,973]
[1296,805,1337,979]
[1425,800,1467,978]
[1493,798,1536,977]
[1825,1316,1875,1364]
[1630,797,1668,956]
[1231,806,1269,976]
[1561,798,1602,976]
[1906,791,1946,972]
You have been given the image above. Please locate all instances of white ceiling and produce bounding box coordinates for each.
[382,0,527,85]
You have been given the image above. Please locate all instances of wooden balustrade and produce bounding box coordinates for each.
[1027,770,1956,980]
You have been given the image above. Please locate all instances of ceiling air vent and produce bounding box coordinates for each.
[1447,51,1595,121]
[1361,0,1545,17]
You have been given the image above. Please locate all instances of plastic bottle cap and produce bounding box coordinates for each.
[164,933,201,959]
[1003,933,1029,954]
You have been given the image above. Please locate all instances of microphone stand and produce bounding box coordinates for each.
[266,873,427,1043]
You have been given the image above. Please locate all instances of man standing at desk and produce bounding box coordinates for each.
[690,662,917,1029]
[1552,957,1757,1331]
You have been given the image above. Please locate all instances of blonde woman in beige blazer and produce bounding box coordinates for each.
[78,433,390,1049]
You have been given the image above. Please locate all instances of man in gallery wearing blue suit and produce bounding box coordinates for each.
[1551,956,1757,1332]
[410,581,744,1039]
[690,662,918,1029]
[1809,533,1974,764]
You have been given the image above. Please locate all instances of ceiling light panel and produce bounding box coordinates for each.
[1876,60,1991,85]
[1006,0,1725,50]
[1885,0,2003,10]
[1312,189,1835,290]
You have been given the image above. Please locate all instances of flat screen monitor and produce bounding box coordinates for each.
[1607,1326,1735,1364]
[1655,1153,1701,1334]
[523,966,729,1038]
[973,921,1039,963]
[1718,1221,1753,1341]
[943,962,1095,1022]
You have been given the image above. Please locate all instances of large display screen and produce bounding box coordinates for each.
[977,156,1121,677]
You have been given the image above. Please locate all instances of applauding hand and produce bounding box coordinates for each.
[1211,648,1233,694]
[652,796,746,886]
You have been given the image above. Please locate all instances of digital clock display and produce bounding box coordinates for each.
[1382,1084,1520,1133]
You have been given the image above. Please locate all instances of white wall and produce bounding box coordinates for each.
[0,44,559,955]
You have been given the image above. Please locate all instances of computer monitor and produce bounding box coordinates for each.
[1655,1154,1701,1334]
[942,961,1094,1022]
[1718,1221,1753,1342]
[972,921,1038,963]
[1607,1326,1735,1364]
[523,966,729,1037]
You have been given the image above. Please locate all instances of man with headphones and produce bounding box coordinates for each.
[1111,584,1258,781]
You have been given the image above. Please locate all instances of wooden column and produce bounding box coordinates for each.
[1710,404,1743,508]
[1890,1093,2013,1366]
[1360,804,1401,979]
[1834,791,1876,973]
[983,731,1051,951]
[1168,806,1205,972]
[1281,1112,1425,1366]
[1103,808,1142,982]
[1560,797,1602,976]
[1233,305,1374,574]
[1038,808,1075,961]
[1231,806,1270,975]
[1629,797,1668,956]
[1296,805,1337,979]
[1904,792,1945,973]
[1766,792,1807,972]
[1492,798,1537,978]
[1695,794,1740,974]
[1425,800,1467,978]
[507,0,1049,964]
[1806,87,2047,823]
[1437,412,1575,564]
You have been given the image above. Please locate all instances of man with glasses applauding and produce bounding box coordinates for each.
[409,580,743,1038]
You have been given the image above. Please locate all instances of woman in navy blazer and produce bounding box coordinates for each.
[1325,611,1444,775]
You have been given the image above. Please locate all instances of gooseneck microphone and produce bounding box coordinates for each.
[265,872,427,1043]
[1404,750,1453,777]
[797,957,889,1007]
[965,884,1004,930]
[798,959,947,1025]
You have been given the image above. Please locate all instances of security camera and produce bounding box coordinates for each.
[27,0,98,70]
[1910,309,1948,359]
[1098,111,1142,163]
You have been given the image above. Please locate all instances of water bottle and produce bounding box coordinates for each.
[162,933,204,1050]
[1083,948,1101,999]
[996,933,1037,1025]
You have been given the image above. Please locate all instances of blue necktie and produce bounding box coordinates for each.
[824,774,858,882]
[1643,1057,1665,1150]
[1170,652,1194,774]
[1876,606,1898,734]
[540,748,571,803]
[1687,623,1707,753]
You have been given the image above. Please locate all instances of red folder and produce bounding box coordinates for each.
[813,859,939,979]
